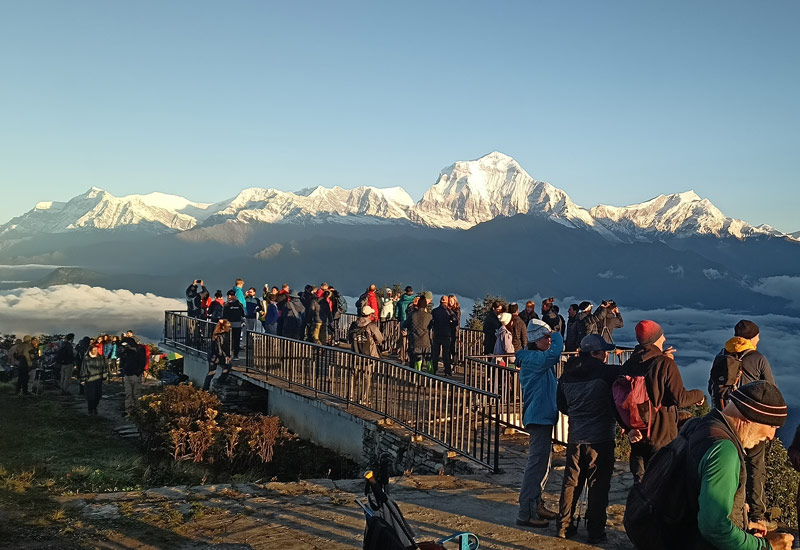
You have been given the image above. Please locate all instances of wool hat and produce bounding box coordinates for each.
[635,320,664,346]
[424,291,433,303]
[734,320,759,340]
[578,301,592,312]
[361,305,374,316]
[527,319,552,342]
[729,381,787,427]
[498,313,512,326]
[580,334,616,353]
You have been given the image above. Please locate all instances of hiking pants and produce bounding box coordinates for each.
[557,441,615,537]
[85,379,102,413]
[231,326,242,358]
[60,363,73,392]
[15,367,29,395]
[745,439,767,521]
[518,423,553,522]
[124,375,142,415]
[309,322,322,344]
[431,337,452,375]
[483,334,496,356]
[629,440,656,484]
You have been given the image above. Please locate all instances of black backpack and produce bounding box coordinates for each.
[349,322,372,355]
[57,342,74,364]
[624,430,695,549]
[362,515,405,550]
[708,349,749,410]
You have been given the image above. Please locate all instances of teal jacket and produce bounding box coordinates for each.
[516,332,564,427]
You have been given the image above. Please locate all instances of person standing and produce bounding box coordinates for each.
[15,335,37,397]
[80,342,109,416]
[507,303,528,352]
[430,296,456,376]
[518,300,539,327]
[262,293,279,335]
[204,319,232,390]
[564,304,581,353]
[244,287,263,334]
[119,337,146,417]
[595,300,623,344]
[482,301,504,355]
[233,278,246,308]
[516,320,564,528]
[447,295,462,363]
[58,333,75,395]
[408,296,433,370]
[223,290,245,359]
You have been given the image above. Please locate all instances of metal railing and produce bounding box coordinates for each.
[247,330,501,472]
[164,310,217,356]
[463,348,635,444]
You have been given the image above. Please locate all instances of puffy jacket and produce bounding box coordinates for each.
[623,344,704,449]
[350,316,384,358]
[244,296,262,319]
[408,308,432,352]
[564,314,581,352]
[517,332,564,426]
[234,286,246,308]
[510,314,527,351]
[264,303,279,324]
[380,297,395,320]
[395,294,415,324]
[430,305,455,340]
[557,354,621,444]
[493,326,514,355]
[80,352,108,383]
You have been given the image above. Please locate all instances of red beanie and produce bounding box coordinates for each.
[635,320,664,346]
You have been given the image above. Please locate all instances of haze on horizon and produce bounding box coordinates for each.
[2,1,798,232]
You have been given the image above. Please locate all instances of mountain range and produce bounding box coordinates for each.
[1,152,798,313]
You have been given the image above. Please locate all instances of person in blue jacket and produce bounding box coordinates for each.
[516,319,565,529]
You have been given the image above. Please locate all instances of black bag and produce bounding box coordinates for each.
[362,515,406,550]
[708,349,748,410]
[349,322,372,356]
[623,431,694,549]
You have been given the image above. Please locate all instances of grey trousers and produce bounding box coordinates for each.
[518,423,553,521]
[124,375,142,414]
[60,363,73,392]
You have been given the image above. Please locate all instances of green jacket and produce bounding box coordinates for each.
[80,353,108,383]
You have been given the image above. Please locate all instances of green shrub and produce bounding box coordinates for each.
[765,437,799,529]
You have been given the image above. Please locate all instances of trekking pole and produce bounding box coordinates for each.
[575,485,588,529]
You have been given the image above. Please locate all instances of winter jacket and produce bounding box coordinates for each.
[222,301,245,328]
[509,314,528,351]
[80,352,108,383]
[264,302,279,324]
[595,307,624,344]
[208,298,225,322]
[557,354,622,444]
[244,296,262,319]
[366,291,379,322]
[493,325,514,355]
[564,314,581,352]
[319,298,334,325]
[517,332,565,427]
[119,339,146,377]
[211,332,232,362]
[430,305,455,340]
[380,297,395,320]
[104,342,117,360]
[482,312,502,354]
[186,283,207,317]
[234,286,246,308]
[306,298,321,324]
[541,309,562,333]
[622,343,704,450]
[408,308,432,353]
[737,349,775,386]
[574,310,599,345]
[518,309,539,327]
[350,316,384,358]
[395,294,415,325]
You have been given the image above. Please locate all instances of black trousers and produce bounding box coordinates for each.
[231,326,242,358]
[431,337,452,375]
[483,334,496,356]
[85,379,103,412]
[629,439,656,484]
[745,439,767,521]
[558,441,615,537]
[15,367,29,395]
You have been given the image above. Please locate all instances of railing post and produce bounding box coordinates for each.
[493,397,501,473]
[414,383,421,437]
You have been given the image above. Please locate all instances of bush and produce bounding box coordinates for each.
[765,437,799,529]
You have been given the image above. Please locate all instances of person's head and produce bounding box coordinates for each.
[65,333,75,342]
[320,282,329,291]
[735,320,760,347]
[722,381,787,449]
[568,304,579,318]
[405,286,413,295]
[605,299,617,311]
[541,297,554,314]
[88,342,99,356]
[361,305,375,318]
[417,296,427,310]
[322,290,330,299]
[527,320,552,351]
[499,312,512,327]
[440,296,448,307]
[282,283,289,291]
[30,336,39,347]
[246,287,256,296]
[635,320,665,350]
[423,291,433,305]
[272,286,280,294]
[126,330,134,338]
[507,303,519,314]
[227,290,237,302]
[111,335,118,343]
[386,288,392,296]
[214,290,223,299]
[525,300,535,312]
[235,278,244,288]
[214,319,231,336]
[491,301,505,315]
[552,305,560,314]
[448,295,460,309]
[369,284,376,292]
[578,301,592,314]
[579,334,615,362]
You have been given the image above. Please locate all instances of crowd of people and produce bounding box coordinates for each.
[186,277,798,549]
[5,330,149,417]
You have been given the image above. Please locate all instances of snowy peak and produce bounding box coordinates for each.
[590,191,773,240]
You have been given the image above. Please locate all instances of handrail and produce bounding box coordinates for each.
[164,311,502,472]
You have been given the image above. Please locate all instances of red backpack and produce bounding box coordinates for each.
[612,374,661,438]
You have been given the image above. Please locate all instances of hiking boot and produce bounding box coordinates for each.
[515,517,549,529]
[536,502,558,521]
[752,518,779,532]
[557,524,577,539]
[587,531,608,544]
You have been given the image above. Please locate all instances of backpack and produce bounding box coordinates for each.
[612,372,661,438]
[349,322,372,355]
[336,294,348,315]
[708,349,748,410]
[623,430,694,549]
[355,293,368,316]
[57,342,74,364]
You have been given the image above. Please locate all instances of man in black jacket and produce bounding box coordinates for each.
[430,296,456,376]
[58,333,75,395]
[482,301,504,355]
[556,334,619,543]
[223,290,246,359]
[518,300,539,327]
[564,304,581,352]
[119,337,146,417]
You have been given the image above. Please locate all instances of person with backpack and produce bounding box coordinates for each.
[358,284,379,322]
[204,319,232,390]
[709,320,777,530]
[58,333,75,395]
[595,300,624,344]
[556,334,620,543]
[573,301,599,345]
[622,320,705,483]
[515,319,564,529]
[119,337,146,417]
[208,290,225,323]
[348,306,384,358]
[493,312,515,358]
[624,381,793,550]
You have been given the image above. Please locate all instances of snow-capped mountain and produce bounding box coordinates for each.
[589,191,780,241]
[0,152,791,243]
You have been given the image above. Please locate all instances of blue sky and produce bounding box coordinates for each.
[1,1,798,231]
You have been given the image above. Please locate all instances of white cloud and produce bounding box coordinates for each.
[702,268,724,280]
[597,270,626,280]
[0,284,184,341]
[753,276,800,308]
[666,265,685,277]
